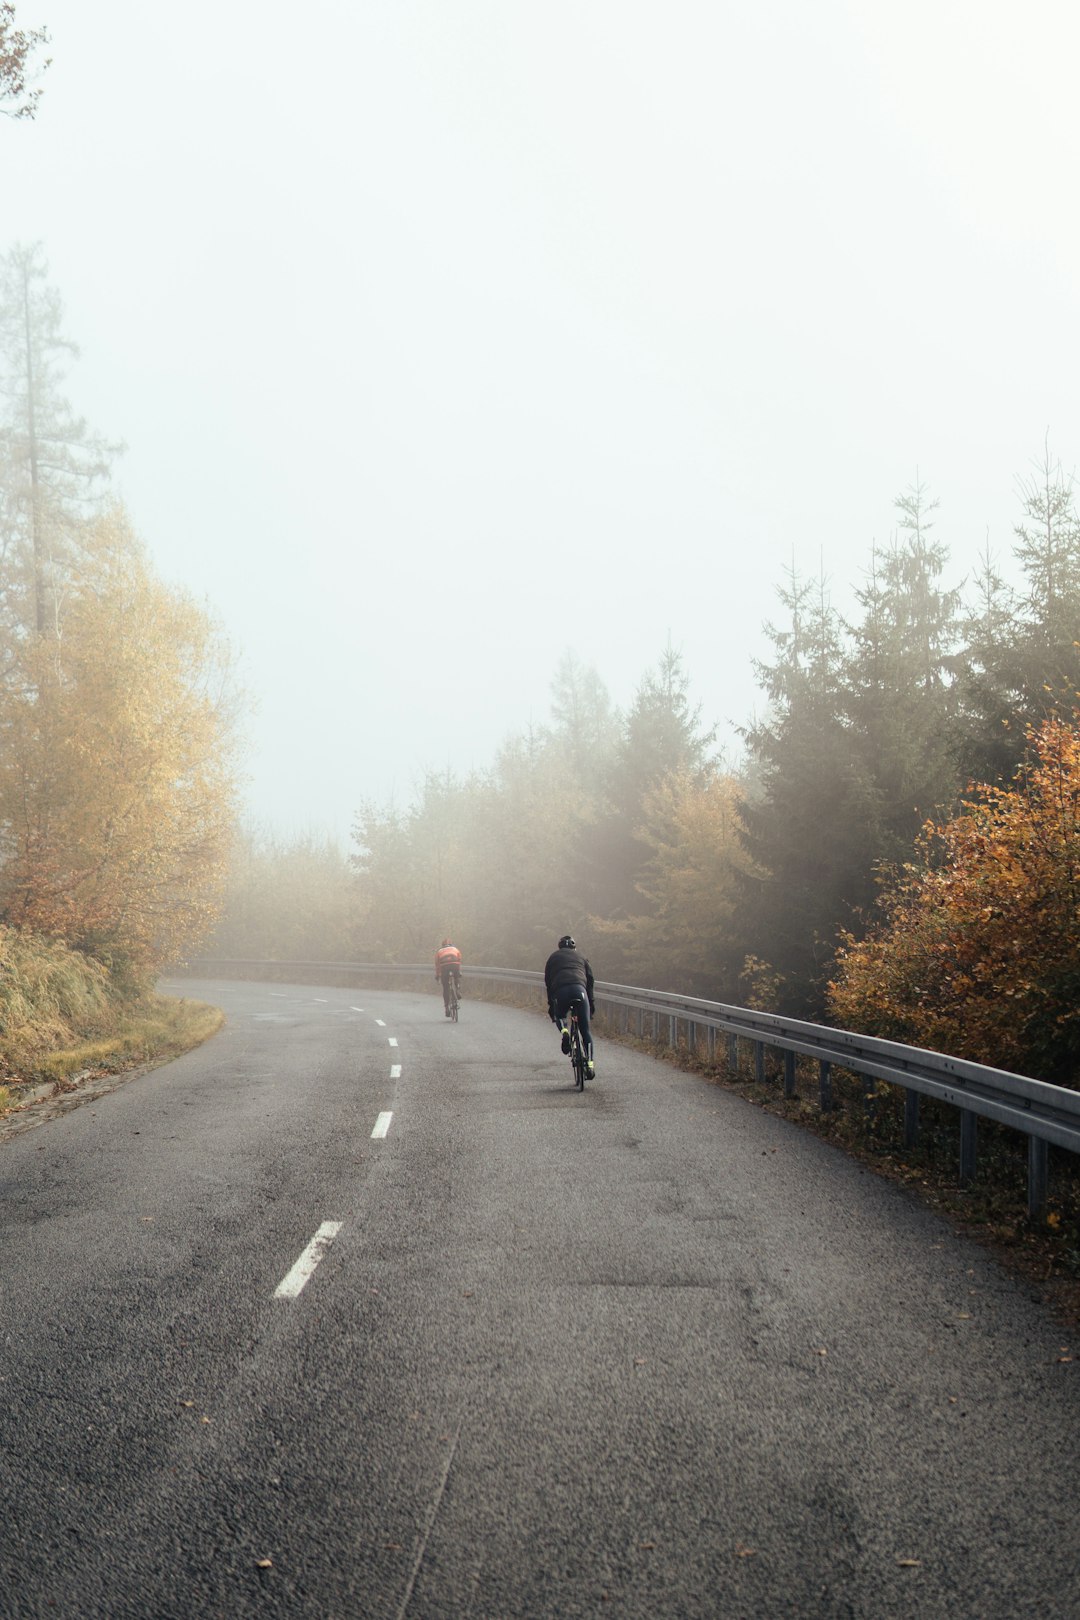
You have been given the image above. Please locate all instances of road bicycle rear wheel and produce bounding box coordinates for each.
[449,981,459,1022]
[571,1026,586,1090]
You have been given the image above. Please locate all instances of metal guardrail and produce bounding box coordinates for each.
[178,957,1080,1218]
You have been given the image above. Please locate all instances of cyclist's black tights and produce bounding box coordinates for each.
[554,987,592,1057]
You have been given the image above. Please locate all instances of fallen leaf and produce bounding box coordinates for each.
[897,1559,921,1568]
[201,1415,212,1424]
[256,1558,273,1569]
[948,1397,958,1405]
[957,1313,971,1320]
[180,1401,195,1409]
[638,1541,656,1550]
[1056,1356,1073,1364]
[734,1543,757,1558]
[634,1357,647,1366]
[815,1347,828,1357]
[385,1542,403,1550]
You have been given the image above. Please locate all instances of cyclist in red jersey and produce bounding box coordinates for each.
[435,938,462,1017]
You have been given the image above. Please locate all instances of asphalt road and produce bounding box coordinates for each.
[1,978,1078,1619]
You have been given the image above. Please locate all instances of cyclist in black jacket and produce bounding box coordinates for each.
[544,934,596,1077]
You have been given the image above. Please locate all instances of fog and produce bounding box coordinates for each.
[6,0,1080,842]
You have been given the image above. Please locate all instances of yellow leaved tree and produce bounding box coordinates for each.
[0,507,240,980]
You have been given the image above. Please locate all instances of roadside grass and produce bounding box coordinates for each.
[0,928,223,1117]
[30,994,224,1088]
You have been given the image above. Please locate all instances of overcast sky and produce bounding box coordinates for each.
[5,0,1080,843]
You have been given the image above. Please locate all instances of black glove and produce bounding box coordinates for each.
[589,1002,596,1017]
[548,1003,557,1023]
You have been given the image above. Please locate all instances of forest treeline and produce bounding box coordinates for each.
[0,242,239,1013]
[215,457,1080,1085]
[4,241,1080,1090]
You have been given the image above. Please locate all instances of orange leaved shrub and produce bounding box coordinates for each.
[828,715,1080,1085]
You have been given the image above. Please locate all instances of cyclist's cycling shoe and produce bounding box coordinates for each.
[586,1059,596,1078]
[560,1027,571,1055]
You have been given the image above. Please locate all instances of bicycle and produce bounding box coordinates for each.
[445,974,459,1023]
[566,1005,588,1090]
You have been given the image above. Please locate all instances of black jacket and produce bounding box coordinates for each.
[544,947,595,1008]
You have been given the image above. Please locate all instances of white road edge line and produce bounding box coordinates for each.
[372,1112,393,1139]
[273,1221,342,1301]
[390,1064,402,1078]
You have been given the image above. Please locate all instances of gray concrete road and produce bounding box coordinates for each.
[0,979,1077,1619]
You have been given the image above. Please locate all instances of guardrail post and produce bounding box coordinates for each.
[904,1088,920,1148]
[727,1033,738,1070]
[1027,1136,1049,1221]
[707,1025,715,1063]
[819,1059,832,1111]
[669,1014,677,1049]
[784,1050,796,1098]
[960,1109,978,1184]
[755,1042,765,1084]
[688,1019,696,1056]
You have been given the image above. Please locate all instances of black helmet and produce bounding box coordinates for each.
[558,934,576,950]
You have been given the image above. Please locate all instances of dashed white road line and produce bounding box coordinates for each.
[388,1037,399,1047]
[372,1112,393,1139]
[314,997,328,1003]
[375,1019,386,1027]
[273,1221,342,1300]
[351,1006,365,1013]
[390,1064,402,1079]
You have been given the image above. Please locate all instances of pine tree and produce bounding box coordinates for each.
[741,561,875,1013]
[845,480,962,868]
[954,447,1080,787]
[0,242,119,636]
[584,645,715,949]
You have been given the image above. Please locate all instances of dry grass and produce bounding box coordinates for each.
[33,995,224,1087]
[0,926,223,1111]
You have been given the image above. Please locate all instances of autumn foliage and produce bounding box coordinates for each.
[0,3,48,120]
[0,511,239,976]
[0,245,240,984]
[828,716,1080,1084]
